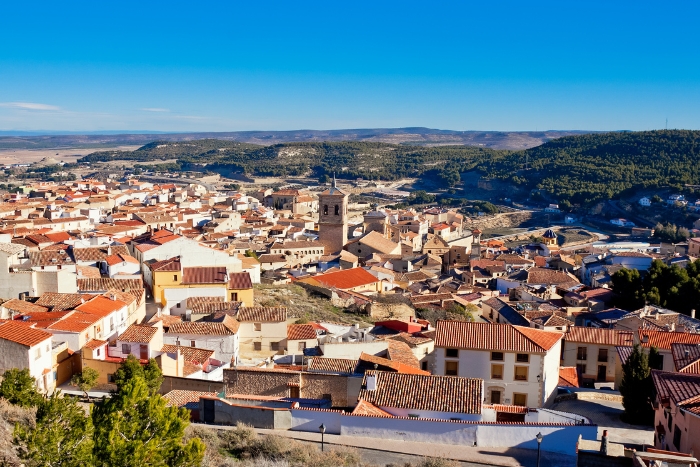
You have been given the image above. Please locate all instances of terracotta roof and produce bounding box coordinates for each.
[182,266,228,284]
[358,352,429,375]
[308,357,359,374]
[351,399,395,417]
[652,370,700,415]
[28,249,75,267]
[147,314,182,328]
[76,265,101,278]
[237,307,286,323]
[148,257,181,272]
[84,338,108,350]
[558,367,580,388]
[228,272,253,289]
[47,314,101,333]
[35,292,85,311]
[638,330,700,350]
[105,253,139,266]
[565,328,634,346]
[287,324,317,341]
[75,295,127,318]
[1,299,49,314]
[167,315,239,335]
[671,343,700,373]
[0,321,52,347]
[386,339,420,368]
[161,344,215,364]
[304,268,379,290]
[77,278,143,293]
[385,332,433,347]
[358,370,482,415]
[527,268,578,285]
[119,324,158,343]
[163,390,217,408]
[434,321,562,353]
[191,301,240,315]
[73,245,129,263]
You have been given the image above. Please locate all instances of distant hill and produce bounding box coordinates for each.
[0,128,594,151]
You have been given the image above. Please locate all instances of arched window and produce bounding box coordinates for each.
[323,205,328,215]
[334,205,340,216]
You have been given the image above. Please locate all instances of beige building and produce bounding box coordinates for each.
[236,307,288,356]
[561,328,633,386]
[652,370,700,456]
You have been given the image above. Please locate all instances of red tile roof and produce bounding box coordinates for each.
[0,321,52,347]
[118,324,159,343]
[652,370,700,415]
[237,307,286,323]
[75,295,127,318]
[434,321,563,353]
[358,352,429,375]
[163,390,217,408]
[287,324,317,341]
[148,257,181,272]
[35,292,85,311]
[228,272,253,289]
[638,330,700,350]
[386,340,421,368]
[306,268,379,290]
[160,344,214,364]
[558,367,580,388]
[2,299,49,314]
[351,399,395,417]
[358,370,482,415]
[84,338,108,350]
[308,357,359,374]
[167,315,239,335]
[565,328,634,346]
[182,266,228,284]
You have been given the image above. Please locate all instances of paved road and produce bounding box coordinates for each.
[549,398,653,447]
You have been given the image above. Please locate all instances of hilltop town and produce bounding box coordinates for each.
[0,171,698,466]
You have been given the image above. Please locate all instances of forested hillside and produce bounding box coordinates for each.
[79,130,700,204]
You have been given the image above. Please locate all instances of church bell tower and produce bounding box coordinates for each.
[318,175,349,253]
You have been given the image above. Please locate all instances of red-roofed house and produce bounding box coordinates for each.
[297,267,382,293]
[434,320,563,407]
[0,321,54,391]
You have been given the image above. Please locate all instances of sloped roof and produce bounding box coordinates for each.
[287,324,317,341]
[236,307,286,323]
[671,343,700,373]
[182,266,228,284]
[434,321,562,353]
[118,324,159,343]
[228,272,253,289]
[163,390,217,408]
[73,245,129,263]
[565,328,634,346]
[35,292,86,311]
[308,357,359,374]
[303,268,379,290]
[161,344,215,364]
[0,321,52,347]
[351,399,395,417]
[638,330,700,350]
[358,352,429,375]
[386,339,420,368]
[358,370,482,415]
[77,278,143,293]
[1,299,49,314]
[652,370,700,415]
[167,315,239,335]
[558,367,580,388]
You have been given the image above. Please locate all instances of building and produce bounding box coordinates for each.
[651,370,700,456]
[236,307,288,356]
[561,328,633,386]
[317,177,348,254]
[639,197,652,207]
[164,315,240,364]
[0,321,55,392]
[433,321,563,407]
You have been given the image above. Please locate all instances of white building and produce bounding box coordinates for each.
[433,321,563,408]
[0,321,54,392]
[164,315,240,363]
[638,197,652,207]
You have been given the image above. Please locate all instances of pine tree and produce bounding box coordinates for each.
[71,368,100,401]
[14,392,95,467]
[113,355,163,394]
[0,368,41,407]
[92,378,204,467]
[619,344,654,424]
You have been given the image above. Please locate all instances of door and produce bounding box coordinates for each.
[203,399,215,423]
[513,393,527,407]
[597,365,607,382]
[140,345,148,360]
[490,390,502,404]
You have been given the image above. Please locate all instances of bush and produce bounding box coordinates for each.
[414,458,461,467]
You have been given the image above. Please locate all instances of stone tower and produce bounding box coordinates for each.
[318,175,349,253]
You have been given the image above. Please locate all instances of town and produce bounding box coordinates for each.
[0,169,697,467]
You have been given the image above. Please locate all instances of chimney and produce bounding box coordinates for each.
[366,373,377,391]
[600,430,609,455]
[692,309,696,319]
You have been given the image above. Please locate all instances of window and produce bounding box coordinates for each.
[34,348,41,360]
[491,364,503,380]
[107,374,115,383]
[514,366,528,381]
[231,292,238,301]
[445,348,459,358]
[254,323,262,331]
[323,205,328,215]
[298,342,306,351]
[122,344,130,354]
[576,363,587,375]
[289,387,300,399]
[110,317,114,332]
[190,340,196,347]
[321,393,332,400]
[673,425,681,449]
[445,361,458,376]
[577,346,587,360]
[598,348,608,363]
[490,390,502,404]
[513,393,528,407]
[491,351,504,361]
[173,274,178,281]
[516,353,529,363]
[421,361,428,371]
[668,412,673,430]
[96,348,101,356]
[334,205,339,215]
[270,341,280,351]
[176,303,181,308]
[254,342,262,351]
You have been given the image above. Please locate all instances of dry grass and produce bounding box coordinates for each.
[0,399,35,467]
[253,284,374,325]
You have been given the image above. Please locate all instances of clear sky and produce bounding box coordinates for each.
[1,1,699,133]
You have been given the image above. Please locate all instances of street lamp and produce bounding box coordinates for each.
[535,432,543,467]
[319,423,326,452]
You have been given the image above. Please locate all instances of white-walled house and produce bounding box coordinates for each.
[236,307,288,356]
[433,321,563,408]
[0,321,55,392]
[164,315,240,364]
[639,197,652,207]
[111,323,164,360]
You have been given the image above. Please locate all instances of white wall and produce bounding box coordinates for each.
[291,408,342,435]
[163,332,238,363]
[319,341,388,359]
[163,287,226,316]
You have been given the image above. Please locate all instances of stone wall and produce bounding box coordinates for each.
[159,375,224,395]
[223,368,298,398]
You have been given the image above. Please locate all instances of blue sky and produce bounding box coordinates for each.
[1,1,699,132]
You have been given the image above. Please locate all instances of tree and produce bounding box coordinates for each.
[649,346,663,371]
[92,378,204,467]
[113,355,163,394]
[619,344,654,425]
[611,268,645,310]
[71,368,99,401]
[14,392,94,467]
[0,368,41,407]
